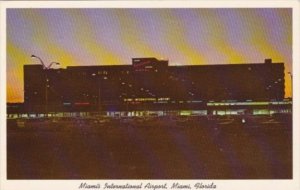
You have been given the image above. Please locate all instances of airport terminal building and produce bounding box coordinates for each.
[8,58,291,117]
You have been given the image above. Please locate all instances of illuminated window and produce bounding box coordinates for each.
[158,97,170,101]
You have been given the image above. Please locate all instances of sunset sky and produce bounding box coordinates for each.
[7,8,292,102]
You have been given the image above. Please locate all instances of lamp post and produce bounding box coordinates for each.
[288,72,293,99]
[31,55,46,69]
[31,55,60,117]
[98,76,101,116]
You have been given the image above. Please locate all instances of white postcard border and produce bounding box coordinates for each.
[1,1,299,190]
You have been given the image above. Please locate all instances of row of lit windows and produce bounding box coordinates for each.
[6,108,292,119]
[207,101,292,106]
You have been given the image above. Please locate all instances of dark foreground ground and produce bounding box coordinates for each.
[7,115,292,179]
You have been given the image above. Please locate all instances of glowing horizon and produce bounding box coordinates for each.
[7,8,292,102]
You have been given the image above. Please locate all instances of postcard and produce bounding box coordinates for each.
[1,1,299,190]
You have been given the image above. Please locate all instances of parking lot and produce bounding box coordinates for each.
[7,115,292,179]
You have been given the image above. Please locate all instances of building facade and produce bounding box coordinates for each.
[17,58,288,116]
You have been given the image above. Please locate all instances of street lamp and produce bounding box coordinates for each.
[31,55,46,69]
[31,55,60,69]
[288,72,293,99]
[31,55,60,117]
[48,62,60,69]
